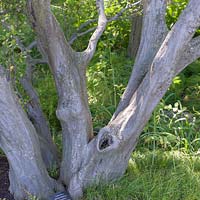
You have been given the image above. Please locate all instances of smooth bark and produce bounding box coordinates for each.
[112,0,168,120]
[20,55,59,169]
[0,17,59,169]
[127,14,143,58]
[0,67,61,200]
[27,0,93,186]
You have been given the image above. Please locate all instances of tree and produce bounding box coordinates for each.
[127,14,142,58]
[0,0,200,199]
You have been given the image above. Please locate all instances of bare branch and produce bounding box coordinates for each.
[81,0,107,66]
[111,0,168,120]
[175,36,200,75]
[110,0,200,139]
[69,27,96,45]
[27,56,47,65]
[27,40,37,50]
[108,1,141,22]
[76,19,97,33]
[20,55,58,169]
[69,1,142,46]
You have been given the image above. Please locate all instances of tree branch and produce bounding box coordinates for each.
[69,19,97,45]
[27,40,37,50]
[175,36,200,75]
[81,0,107,66]
[69,1,142,45]
[27,0,75,75]
[20,53,58,167]
[110,0,200,141]
[111,0,168,120]
[1,16,58,168]
[108,1,141,22]
[69,27,96,45]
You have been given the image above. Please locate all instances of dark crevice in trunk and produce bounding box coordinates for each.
[0,150,15,200]
[99,135,113,150]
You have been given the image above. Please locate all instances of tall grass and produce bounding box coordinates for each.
[139,99,200,153]
[84,150,200,200]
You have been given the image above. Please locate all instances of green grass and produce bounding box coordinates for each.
[83,150,200,200]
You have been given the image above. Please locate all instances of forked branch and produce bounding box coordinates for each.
[82,0,107,66]
[111,0,168,120]
[175,35,200,75]
[111,0,200,141]
[69,1,142,45]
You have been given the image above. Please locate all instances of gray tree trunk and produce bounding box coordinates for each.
[1,0,200,200]
[127,15,142,58]
[20,61,59,169]
[0,67,62,200]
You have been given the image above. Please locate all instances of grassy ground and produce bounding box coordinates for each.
[83,149,200,200]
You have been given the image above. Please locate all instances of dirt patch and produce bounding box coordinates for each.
[0,156,15,200]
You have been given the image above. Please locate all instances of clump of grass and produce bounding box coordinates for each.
[83,150,200,200]
[139,100,200,153]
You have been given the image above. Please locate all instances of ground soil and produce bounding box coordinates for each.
[0,156,14,200]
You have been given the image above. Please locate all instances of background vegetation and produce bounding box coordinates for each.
[0,0,200,199]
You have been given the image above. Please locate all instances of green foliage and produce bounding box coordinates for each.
[84,150,200,200]
[166,0,200,35]
[48,163,59,179]
[33,67,60,131]
[87,50,133,128]
[139,100,200,153]
[166,61,200,110]
[166,0,188,29]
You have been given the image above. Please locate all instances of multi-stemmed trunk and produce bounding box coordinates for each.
[0,67,62,200]
[0,19,58,169]
[20,59,59,169]
[0,0,200,199]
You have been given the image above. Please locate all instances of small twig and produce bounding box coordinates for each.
[27,40,37,50]
[108,1,141,22]
[81,0,107,65]
[69,27,96,45]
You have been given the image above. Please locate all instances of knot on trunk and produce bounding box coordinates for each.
[97,127,120,152]
[99,134,113,150]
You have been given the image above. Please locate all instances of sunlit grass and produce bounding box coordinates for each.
[83,150,200,200]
